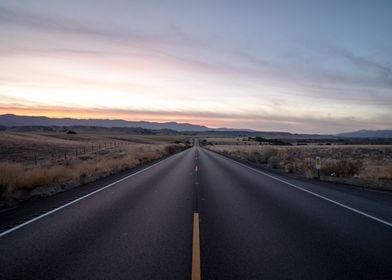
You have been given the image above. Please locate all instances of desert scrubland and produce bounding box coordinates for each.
[203,138,392,190]
[0,131,189,204]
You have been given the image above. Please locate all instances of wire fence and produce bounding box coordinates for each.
[3,141,133,167]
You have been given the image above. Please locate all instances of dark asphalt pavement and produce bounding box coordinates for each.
[1,142,392,279]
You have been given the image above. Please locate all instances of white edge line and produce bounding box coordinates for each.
[0,152,182,238]
[207,149,392,228]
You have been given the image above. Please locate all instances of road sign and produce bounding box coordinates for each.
[315,156,321,170]
[315,156,321,179]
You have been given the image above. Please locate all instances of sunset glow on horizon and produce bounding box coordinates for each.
[1,1,391,133]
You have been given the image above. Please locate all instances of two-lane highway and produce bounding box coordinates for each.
[1,142,392,279]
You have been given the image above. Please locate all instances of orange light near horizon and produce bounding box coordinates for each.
[0,106,242,128]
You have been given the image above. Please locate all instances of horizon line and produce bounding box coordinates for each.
[1,112,391,135]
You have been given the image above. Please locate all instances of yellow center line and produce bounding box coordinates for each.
[192,213,201,280]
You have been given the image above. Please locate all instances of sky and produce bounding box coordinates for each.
[0,0,391,133]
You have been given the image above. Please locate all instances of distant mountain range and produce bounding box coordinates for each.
[0,114,391,138]
[336,129,392,138]
[0,114,254,132]
[0,114,211,132]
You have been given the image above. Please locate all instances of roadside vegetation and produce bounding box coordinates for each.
[203,138,392,190]
[0,131,189,205]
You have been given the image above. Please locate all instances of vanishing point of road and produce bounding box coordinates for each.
[1,140,392,279]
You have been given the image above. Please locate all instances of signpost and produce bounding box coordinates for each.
[315,156,321,179]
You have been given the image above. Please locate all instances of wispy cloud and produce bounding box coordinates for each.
[334,47,392,86]
[0,1,391,133]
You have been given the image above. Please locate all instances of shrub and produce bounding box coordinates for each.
[321,160,362,177]
[268,156,280,168]
[257,148,278,163]
[164,144,184,155]
[284,163,295,173]
[292,158,317,178]
[248,150,261,162]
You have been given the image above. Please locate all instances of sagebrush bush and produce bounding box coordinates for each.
[247,150,261,162]
[284,163,295,173]
[258,148,278,163]
[268,156,280,168]
[321,160,362,177]
[299,158,318,178]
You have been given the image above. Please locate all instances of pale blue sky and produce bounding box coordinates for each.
[0,0,391,133]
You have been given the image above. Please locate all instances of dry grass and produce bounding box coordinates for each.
[0,131,188,164]
[0,132,188,199]
[0,144,185,197]
[207,144,392,184]
[202,137,259,145]
[3,144,177,190]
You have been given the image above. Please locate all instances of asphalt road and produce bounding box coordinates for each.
[1,141,392,279]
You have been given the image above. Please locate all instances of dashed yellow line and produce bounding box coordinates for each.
[192,213,201,280]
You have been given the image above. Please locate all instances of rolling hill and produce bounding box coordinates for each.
[337,129,392,138]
